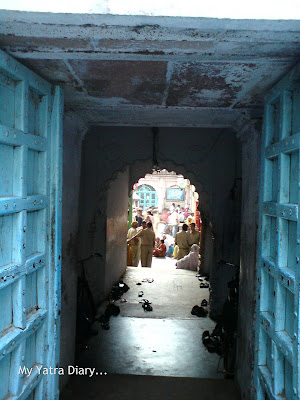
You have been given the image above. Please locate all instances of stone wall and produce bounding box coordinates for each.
[236,124,261,399]
[105,168,130,291]
[59,112,87,390]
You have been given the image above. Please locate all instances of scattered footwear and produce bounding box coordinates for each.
[136,282,142,286]
[202,330,211,346]
[140,299,153,311]
[105,303,120,317]
[191,305,208,317]
[202,323,225,356]
[100,321,110,330]
[98,314,110,330]
[142,302,153,312]
[109,281,130,300]
[138,291,144,297]
[200,282,209,288]
[201,299,208,307]
[142,278,154,283]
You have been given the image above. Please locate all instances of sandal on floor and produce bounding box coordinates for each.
[191,305,208,317]
[191,305,201,315]
[100,321,110,330]
[202,330,211,346]
[201,299,208,307]
[196,306,208,317]
[141,299,153,311]
[138,291,144,297]
[142,303,153,311]
[200,282,209,288]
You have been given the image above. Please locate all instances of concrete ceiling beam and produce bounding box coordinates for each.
[1,11,299,39]
[66,104,251,127]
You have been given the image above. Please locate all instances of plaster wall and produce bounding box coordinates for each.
[136,173,193,212]
[79,126,241,316]
[105,168,130,290]
[60,112,87,390]
[236,126,261,400]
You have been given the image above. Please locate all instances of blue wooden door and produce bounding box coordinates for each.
[255,66,300,400]
[0,50,63,399]
[136,184,158,209]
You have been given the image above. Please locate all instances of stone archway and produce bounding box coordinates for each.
[78,126,241,318]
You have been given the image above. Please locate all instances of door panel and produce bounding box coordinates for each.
[0,50,63,399]
[255,66,300,400]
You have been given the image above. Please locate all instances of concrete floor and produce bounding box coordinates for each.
[61,374,240,400]
[60,257,240,399]
[103,257,211,319]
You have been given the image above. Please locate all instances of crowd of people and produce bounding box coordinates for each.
[127,203,201,270]
[132,202,201,238]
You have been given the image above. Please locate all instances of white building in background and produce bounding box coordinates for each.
[133,169,198,213]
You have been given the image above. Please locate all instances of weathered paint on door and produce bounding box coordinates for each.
[255,64,300,400]
[136,184,158,210]
[0,50,63,399]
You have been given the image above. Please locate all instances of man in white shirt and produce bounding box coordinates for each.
[169,209,179,238]
[169,203,175,213]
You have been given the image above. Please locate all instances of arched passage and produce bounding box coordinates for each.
[78,126,241,319]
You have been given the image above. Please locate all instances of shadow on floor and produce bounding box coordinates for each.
[61,258,241,399]
[60,374,241,400]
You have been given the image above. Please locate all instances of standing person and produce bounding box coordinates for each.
[138,220,147,231]
[178,209,185,223]
[169,209,179,238]
[153,210,160,237]
[146,211,154,225]
[175,224,192,260]
[186,213,195,226]
[135,209,143,227]
[127,221,140,267]
[189,222,201,247]
[183,207,189,219]
[169,203,175,213]
[127,222,155,268]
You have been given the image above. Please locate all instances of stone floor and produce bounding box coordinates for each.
[99,257,210,319]
[60,257,241,399]
[61,374,241,400]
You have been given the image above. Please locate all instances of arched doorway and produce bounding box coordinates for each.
[136,184,158,210]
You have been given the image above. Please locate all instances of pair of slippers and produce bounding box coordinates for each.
[191,299,209,317]
[202,330,223,356]
[98,303,121,330]
[109,281,130,300]
[200,282,209,288]
[191,305,208,317]
[140,299,153,311]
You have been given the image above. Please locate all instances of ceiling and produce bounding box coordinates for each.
[0,11,300,128]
